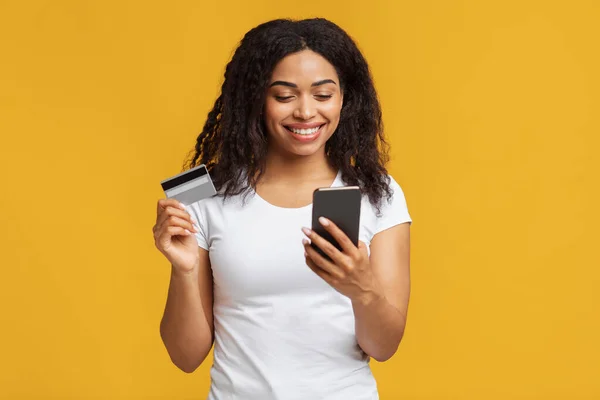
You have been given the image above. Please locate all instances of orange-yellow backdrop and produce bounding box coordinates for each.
[1,1,598,399]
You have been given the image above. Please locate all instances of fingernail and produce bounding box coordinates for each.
[184,229,192,235]
[304,251,308,258]
[302,238,310,245]
[179,202,186,210]
[301,227,312,236]
[319,217,329,226]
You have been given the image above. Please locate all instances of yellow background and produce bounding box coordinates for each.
[1,0,598,399]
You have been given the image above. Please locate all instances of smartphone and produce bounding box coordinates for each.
[311,186,361,261]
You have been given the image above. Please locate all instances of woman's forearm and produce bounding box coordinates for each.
[352,292,407,362]
[160,266,213,373]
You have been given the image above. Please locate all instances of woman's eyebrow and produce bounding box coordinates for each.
[311,79,337,87]
[270,81,297,88]
[269,79,337,88]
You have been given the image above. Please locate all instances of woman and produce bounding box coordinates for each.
[153,18,412,400]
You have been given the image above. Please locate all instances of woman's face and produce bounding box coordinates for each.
[263,50,343,158]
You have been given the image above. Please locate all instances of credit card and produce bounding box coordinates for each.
[160,164,217,205]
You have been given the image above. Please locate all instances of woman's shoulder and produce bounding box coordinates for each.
[358,173,412,243]
[382,173,407,203]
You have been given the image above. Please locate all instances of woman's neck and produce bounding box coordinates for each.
[259,148,337,185]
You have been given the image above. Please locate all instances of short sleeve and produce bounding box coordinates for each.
[375,175,412,235]
[185,203,209,250]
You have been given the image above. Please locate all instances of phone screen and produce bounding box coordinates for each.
[311,186,361,261]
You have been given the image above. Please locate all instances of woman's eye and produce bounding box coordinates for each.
[274,94,332,101]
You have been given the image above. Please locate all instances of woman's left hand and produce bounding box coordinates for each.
[302,217,383,304]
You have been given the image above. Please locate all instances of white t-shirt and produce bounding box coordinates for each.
[186,170,412,400]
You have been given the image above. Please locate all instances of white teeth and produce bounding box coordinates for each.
[290,126,321,135]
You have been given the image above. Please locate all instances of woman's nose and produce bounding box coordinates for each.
[293,97,317,120]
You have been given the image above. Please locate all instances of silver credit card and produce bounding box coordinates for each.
[160,164,217,205]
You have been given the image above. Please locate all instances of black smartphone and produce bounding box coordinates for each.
[311,186,361,261]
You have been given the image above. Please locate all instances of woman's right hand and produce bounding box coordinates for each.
[153,199,201,274]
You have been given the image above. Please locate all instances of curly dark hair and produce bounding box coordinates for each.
[183,17,393,213]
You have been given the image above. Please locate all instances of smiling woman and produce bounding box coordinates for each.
[153,18,412,400]
[264,51,343,152]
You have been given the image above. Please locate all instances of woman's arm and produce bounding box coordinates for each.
[303,219,411,362]
[160,247,214,373]
[352,222,411,362]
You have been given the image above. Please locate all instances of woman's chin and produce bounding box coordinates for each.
[289,140,328,156]
[268,131,331,158]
